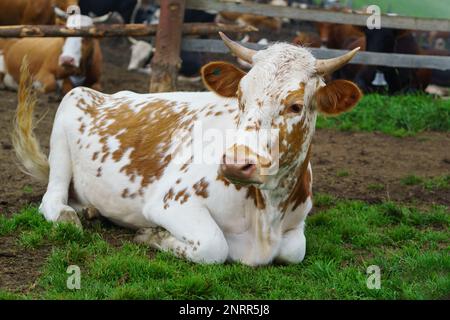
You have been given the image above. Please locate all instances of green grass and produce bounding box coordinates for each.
[22,186,33,194]
[316,94,450,137]
[401,175,450,190]
[367,183,385,191]
[336,170,350,178]
[0,201,448,300]
[401,175,424,186]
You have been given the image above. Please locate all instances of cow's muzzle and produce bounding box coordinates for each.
[59,55,78,68]
[220,146,270,186]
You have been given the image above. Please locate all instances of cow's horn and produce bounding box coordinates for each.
[128,37,139,45]
[92,12,112,23]
[54,6,69,19]
[219,32,256,65]
[315,47,360,75]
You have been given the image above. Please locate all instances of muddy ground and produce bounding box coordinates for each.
[0,40,449,294]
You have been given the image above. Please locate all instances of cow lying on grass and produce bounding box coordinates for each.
[0,9,109,94]
[12,33,362,266]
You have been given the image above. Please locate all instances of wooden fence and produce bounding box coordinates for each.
[181,39,450,71]
[186,0,450,32]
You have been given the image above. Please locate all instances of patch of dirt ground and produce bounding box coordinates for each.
[0,236,51,294]
[0,41,449,294]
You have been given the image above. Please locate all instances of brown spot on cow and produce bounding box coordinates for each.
[280,83,306,116]
[246,186,266,210]
[79,123,86,134]
[217,173,242,191]
[77,97,196,195]
[279,146,312,212]
[175,189,190,204]
[193,178,209,198]
[121,188,130,198]
[164,188,174,202]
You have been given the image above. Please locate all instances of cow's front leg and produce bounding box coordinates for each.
[275,223,306,264]
[137,206,229,264]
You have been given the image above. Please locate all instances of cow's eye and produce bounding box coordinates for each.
[287,103,303,114]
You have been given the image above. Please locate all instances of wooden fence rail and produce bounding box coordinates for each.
[186,0,450,32]
[0,23,256,38]
[181,39,450,71]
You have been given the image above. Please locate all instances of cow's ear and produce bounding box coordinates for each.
[313,80,362,115]
[201,61,246,98]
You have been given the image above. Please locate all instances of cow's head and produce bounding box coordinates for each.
[127,38,154,71]
[315,22,332,47]
[54,6,110,71]
[203,33,362,189]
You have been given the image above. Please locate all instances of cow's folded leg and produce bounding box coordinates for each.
[141,206,229,264]
[275,224,306,264]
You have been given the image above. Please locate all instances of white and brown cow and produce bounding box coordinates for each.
[0,9,109,94]
[12,33,362,266]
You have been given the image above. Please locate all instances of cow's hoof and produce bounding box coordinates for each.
[57,210,83,229]
[134,227,169,247]
[82,206,100,220]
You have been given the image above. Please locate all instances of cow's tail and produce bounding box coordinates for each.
[11,58,49,183]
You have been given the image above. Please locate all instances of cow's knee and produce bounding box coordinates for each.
[276,228,306,264]
[191,233,229,264]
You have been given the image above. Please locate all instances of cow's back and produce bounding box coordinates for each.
[0,0,52,25]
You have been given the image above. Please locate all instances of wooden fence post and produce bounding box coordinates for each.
[149,0,186,93]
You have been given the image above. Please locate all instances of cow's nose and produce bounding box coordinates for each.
[220,154,257,181]
[59,56,76,67]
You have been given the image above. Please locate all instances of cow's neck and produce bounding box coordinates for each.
[79,39,95,74]
[238,147,312,264]
[252,145,312,217]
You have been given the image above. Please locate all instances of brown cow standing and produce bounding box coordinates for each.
[292,32,322,48]
[0,11,108,94]
[0,0,78,25]
[2,37,102,94]
[315,23,366,81]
